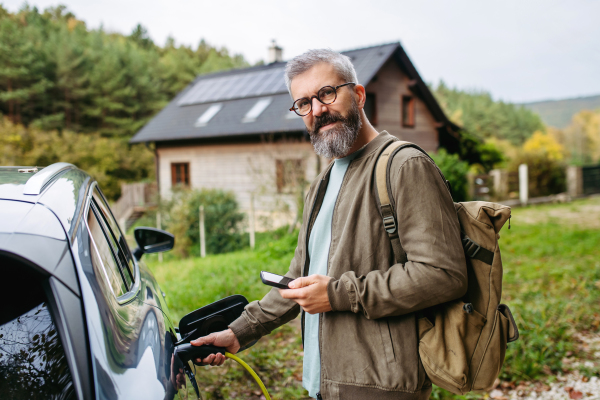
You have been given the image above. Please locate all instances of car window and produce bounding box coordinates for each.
[0,263,75,399]
[92,201,134,290]
[92,188,135,281]
[87,206,128,297]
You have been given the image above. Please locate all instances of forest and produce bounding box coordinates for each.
[0,4,249,199]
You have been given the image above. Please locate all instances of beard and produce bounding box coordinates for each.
[307,98,362,159]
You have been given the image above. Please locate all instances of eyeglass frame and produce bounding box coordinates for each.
[289,82,356,116]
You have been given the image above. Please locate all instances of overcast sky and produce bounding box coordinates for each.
[3,0,599,103]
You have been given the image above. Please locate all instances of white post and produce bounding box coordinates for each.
[519,164,529,206]
[199,205,206,258]
[567,165,583,198]
[249,193,256,249]
[156,212,163,263]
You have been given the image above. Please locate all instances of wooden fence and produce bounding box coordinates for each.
[583,165,600,195]
[112,182,157,230]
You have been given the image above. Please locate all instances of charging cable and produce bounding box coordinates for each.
[225,352,272,400]
[175,343,272,399]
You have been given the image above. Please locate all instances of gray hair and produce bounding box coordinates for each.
[284,49,359,95]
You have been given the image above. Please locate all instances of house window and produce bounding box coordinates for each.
[171,163,190,187]
[242,97,272,123]
[364,93,377,125]
[194,103,223,127]
[276,159,304,193]
[402,95,416,128]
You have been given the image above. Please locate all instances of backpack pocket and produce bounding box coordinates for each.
[472,306,510,391]
[418,300,486,394]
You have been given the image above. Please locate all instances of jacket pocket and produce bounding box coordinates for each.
[379,318,395,363]
[472,308,509,391]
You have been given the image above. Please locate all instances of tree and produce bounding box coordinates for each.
[433,81,545,145]
[552,110,600,165]
[0,5,249,138]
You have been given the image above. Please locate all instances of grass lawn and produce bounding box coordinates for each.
[147,197,600,400]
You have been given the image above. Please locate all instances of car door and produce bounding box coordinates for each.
[72,184,183,400]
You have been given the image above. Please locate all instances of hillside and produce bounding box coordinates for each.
[521,94,600,128]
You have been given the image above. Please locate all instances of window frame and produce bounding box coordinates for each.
[275,159,304,194]
[171,162,190,187]
[92,188,136,283]
[89,202,131,294]
[402,95,416,128]
[84,182,140,305]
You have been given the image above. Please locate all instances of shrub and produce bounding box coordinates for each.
[431,149,470,202]
[161,188,246,257]
[508,152,566,197]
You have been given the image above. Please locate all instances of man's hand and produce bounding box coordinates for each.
[279,274,333,314]
[190,328,240,366]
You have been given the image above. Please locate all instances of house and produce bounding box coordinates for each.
[130,42,461,229]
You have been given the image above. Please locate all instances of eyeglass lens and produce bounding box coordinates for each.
[293,86,338,116]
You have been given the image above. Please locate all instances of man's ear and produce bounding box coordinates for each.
[353,84,367,110]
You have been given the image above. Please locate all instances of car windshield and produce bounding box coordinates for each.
[0,259,75,399]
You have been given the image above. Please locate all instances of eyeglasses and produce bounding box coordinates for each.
[289,82,356,116]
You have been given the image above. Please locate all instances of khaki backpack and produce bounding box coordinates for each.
[375,141,519,395]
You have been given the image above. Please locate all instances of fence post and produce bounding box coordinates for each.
[519,164,529,206]
[567,165,583,198]
[156,212,163,263]
[490,169,508,200]
[199,205,206,258]
[249,193,256,250]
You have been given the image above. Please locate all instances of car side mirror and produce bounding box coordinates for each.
[133,227,175,260]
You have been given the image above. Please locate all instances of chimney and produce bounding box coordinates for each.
[268,40,283,63]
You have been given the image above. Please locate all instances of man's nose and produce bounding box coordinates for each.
[311,97,327,117]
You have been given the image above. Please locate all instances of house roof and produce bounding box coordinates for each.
[130,42,457,145]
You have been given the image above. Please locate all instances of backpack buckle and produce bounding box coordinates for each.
[462,237,481,258]
[383,216,397,234]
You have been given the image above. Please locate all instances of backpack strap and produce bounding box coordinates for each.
[376,140,495,267]
[462,235,494,265]
[375,141,411,264]
[375,140,449,264]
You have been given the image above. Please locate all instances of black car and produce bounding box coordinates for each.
[0,163,191,400]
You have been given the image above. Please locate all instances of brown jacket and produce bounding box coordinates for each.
[229,131,467,399]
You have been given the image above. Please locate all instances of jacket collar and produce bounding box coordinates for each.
[351,130,395,160]
[314,130,395,183]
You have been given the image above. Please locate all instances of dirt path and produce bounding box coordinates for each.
[513,196,600,229]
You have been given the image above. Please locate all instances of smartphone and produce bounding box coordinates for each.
[260,271,294,289]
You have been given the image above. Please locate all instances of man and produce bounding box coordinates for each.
[191,49,467,400]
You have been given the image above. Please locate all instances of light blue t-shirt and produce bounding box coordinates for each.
[303,152,357,399]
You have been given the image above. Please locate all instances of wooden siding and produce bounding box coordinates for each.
[157,139,322,229]
[365,58,439,152]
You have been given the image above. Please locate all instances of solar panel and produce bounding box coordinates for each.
[177,44,397,107]
[178,67,288,106]
[197,77,224,103]
[255,69,283,96]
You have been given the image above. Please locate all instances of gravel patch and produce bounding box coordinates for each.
[489,333,600,400]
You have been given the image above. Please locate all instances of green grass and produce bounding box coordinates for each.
[148,227,305,399]
[147,227,298,323]
[147,198,600,400]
